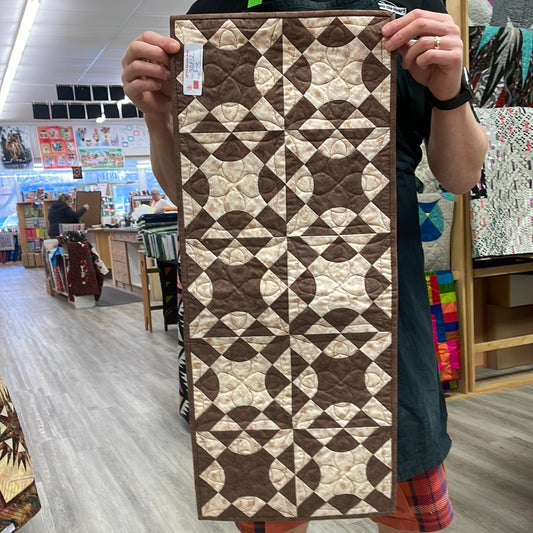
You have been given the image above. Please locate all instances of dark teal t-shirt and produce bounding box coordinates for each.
[186,0,452,482]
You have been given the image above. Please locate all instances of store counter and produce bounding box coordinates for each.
[87,227,143,295]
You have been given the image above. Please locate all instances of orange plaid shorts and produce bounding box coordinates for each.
[236,464,453,533]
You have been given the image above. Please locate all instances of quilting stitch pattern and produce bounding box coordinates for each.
[172,11,397,521]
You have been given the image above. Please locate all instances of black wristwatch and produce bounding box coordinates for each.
[429,68,474,111]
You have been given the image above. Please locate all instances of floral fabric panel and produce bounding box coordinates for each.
[172,11,398,521]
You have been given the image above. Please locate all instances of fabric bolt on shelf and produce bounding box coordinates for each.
[172,10,397,522]
[0,377,41,532]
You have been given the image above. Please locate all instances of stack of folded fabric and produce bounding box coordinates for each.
[137,212,179,261]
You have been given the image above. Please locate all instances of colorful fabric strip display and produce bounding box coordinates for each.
[424,271,461,387]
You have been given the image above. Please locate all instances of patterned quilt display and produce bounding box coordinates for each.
[0,377,40,532]
[172,11,397,521]
[424,271,461,388]
[417,192,455,272]
[470,107,533,258]
[469,25,533,108]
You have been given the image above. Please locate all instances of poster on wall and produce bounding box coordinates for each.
[36,126,80,169]
[73,125,125,168]
[0,126,34,170]
[74,125,120,148]
[117,123,150,155]
[78,148,125,169]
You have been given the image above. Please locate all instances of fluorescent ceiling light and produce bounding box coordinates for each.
[0,0,41,117]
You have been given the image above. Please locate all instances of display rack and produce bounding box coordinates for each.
[43,238,98,309]
[0,229,21,263]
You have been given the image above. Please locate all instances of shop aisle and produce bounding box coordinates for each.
[0,264,531,533]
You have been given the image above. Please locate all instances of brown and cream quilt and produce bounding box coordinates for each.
[171,10,397,521]
[0,377,40,531]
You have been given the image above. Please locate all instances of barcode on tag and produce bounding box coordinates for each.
[183,43,203,95]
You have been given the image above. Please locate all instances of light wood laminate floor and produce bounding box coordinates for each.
[0,264,531,533]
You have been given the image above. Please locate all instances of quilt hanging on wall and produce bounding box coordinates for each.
[470,107,533,258]
[469,25,533,108]
[469,0,533,28]
[424,271,461,389]
[0,377,41,532]
[172,11,397,522]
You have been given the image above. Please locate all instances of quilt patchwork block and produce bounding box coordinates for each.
[425,271,462,387]
[172,10,397,521]
[418,192,455,272]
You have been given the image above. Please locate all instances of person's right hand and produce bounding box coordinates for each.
[121,31,180,119]
[83,203,90,210]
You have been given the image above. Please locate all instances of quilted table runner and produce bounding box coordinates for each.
[0,377,40,532]
[172,10,397,521]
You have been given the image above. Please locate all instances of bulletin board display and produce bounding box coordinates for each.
[36,126,80,169]
[76,191,101,227]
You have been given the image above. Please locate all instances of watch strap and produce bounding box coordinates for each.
[429,79,474,111]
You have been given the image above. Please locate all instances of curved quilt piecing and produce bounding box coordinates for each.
[418,192,455,272]
[172,11,397,521]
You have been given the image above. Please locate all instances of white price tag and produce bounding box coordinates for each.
[183,43,203,96]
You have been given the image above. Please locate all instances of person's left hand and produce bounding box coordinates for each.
[382,9,464,101]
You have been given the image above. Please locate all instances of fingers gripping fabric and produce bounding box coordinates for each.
[171,10,397,522]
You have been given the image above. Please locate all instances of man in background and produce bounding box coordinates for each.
[150,188,173,213]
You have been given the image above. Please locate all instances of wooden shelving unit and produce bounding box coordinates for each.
[448,0,533,395]
[139,252,164,332]
[15,201,46,268]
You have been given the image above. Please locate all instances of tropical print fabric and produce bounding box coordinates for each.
[0,378,41,531]
[469,25,533,108]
